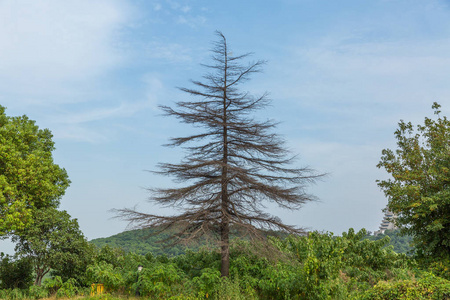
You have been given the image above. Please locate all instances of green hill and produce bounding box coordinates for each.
[90,227,414,256]
[89,226,287,256]
[89,227,190,256]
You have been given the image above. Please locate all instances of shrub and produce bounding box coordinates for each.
[360,273,450,300]
[86,261,125,292]
[55,278,79,298]
[27,285,49,299]
[138,262,184,298]
[0,253,33,289]
[0,288,24,300]
[43,275,63,295]
[191,267,221,297]
[215,276,257,300]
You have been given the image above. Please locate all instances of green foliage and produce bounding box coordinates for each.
[87,261,125,292]
[254,231,345,299]
[55,278,79,298]
[416,255,450,280]
[377,102,450,262]
[0,288,25,300]
[0,253,33,289]
[94,244,127,268]
[138,263,184,298]
[50,237,96,285]
[12,207,92,286]
[191,267,221,297]
[366,230,414,255]
[0,106,70,235]
[214,276,257,300]
[249,229,411,299]
[90,227,196,256]
[0,276,87,299]
[341,229,410,286]
[42,275,63,294]
[174,248,220,278]
[360,273,450,300]
[26,285,49,299]
[2,229,449,299]
[87,246,148,293]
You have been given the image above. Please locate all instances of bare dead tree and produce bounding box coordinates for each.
[116,31,324,277]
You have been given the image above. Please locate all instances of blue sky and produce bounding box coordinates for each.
[2,0,450,253]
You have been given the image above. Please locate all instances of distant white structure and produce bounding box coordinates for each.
[374,209,397,235]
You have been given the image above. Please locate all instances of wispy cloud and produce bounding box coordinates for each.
[154,3,162,11]
[155,0,206,28]
[0,0,133,103]
[52,125,111,143]
[143,41,193,63]
[47,99,154,142]
[176,15,206,28]
[142,73,165,108]
[52,101,150,125]
[45,72,166,142]
[279,37,450,104]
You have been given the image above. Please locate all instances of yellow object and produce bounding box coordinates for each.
[90,283,104,296]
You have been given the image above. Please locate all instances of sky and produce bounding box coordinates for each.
[2,0,450,254]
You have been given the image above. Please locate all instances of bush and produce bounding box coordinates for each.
[191,267,221,297]
[55,278,79,298]
[417,255,450,280]
[360,273,450,300]
[215,276,257,300]
[27,285,49,299]
[86,261,125,292]
[138,262,184,298]
[43,275,63,295]
[174,248,220,279]
[0,253,33,289]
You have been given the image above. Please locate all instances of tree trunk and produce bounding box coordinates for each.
[34,266,49,286]
[220,215,230,277]
[220,50,230,277]
[35,269,44,286]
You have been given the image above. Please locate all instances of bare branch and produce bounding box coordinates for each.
[116,32,324,277]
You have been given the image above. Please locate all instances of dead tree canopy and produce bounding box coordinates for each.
[116,31,324,277]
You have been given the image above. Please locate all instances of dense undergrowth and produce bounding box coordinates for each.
[1,229,449,299]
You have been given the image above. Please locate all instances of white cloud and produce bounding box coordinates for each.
[154,3,162,11]
[0,0,132,102]
[144,42,192,62]
[176,15,206,28]
[142,73,165,108]
[36,99,150,142]
[52,101,150,125]
[281,37,450,105]
[52,124,111,143]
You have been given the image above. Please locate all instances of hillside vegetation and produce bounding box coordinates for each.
[2,228,449,299]
[366,229,414,255]
[90,227,188,256]
[90,227,413,256]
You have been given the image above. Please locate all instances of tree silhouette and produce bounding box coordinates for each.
[117,32,323,277]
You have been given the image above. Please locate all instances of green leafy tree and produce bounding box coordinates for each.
[377,102,450,261]
[12,208,91,286]
[367,229,414,255]
[0,106,70,235]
